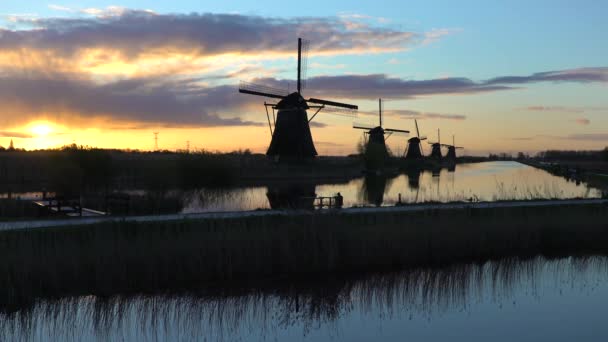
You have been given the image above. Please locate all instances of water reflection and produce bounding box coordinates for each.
[2,162,604,215]
[2,256,607,341]
[266,182,316,210]
[359,174,394,207]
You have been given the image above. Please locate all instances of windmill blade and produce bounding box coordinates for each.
[384,128,410,134]
[353,123,376,130]
[415,119,420,138]
[419,136,427,140]
[239,81,288,100]
[307,98,358,110]
[319,105,358,118]
[300,39,310,90]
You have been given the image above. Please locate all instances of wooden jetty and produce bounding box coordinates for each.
[32,196,106,217]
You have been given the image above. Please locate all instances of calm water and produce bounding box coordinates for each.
[2,256,608,341]
[181,161,602,213]
[0,161,603,215]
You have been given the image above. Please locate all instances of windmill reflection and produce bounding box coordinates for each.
[266,182,316,210]
[360,174,396,206]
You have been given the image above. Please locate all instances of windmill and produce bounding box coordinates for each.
[404,119,427,160]
[443,135,464,160]
[239,38,358,160]
[353,99,409,158]
[428,128,442,159]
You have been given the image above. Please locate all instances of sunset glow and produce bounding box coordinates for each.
[29,123,54,137]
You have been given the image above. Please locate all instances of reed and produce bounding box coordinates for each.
[0,202,607,313]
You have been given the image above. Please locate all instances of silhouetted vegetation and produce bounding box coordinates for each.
[538,149,607,161]
[178,151,236,188]
[0,202,606,313]
[0,200,39,220]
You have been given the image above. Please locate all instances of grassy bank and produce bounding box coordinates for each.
[0,202,607,312]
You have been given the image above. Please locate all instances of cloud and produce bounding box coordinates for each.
[486,67,608,85]
[522,105,607,113]
[510,133,608,142]
[359,109,465,121]
[0,10,424,75]
[0,131,33,138]
[0,73,262,127]
[253,66,608,101]
[48,4,74,12]
[315,140,344,146]
[309,121,328,128]
[574,118,590,125]
[508,137,535,141]
[422,28,460,44]
[564,134,608,141]
[1,65,604,129]
[523,106,585,113]
[255,74,512,99]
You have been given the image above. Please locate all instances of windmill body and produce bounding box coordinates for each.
[353,99,409,161]
[266,93,317,157]
[430,143,443,159]
[428,128,443,159]
[404,119,427,160]
[442,135,464,161]
[239,38,357,161]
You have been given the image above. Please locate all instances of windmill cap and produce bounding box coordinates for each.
[276,92,309,109]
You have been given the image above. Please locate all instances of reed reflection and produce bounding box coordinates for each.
[1,256,606,342]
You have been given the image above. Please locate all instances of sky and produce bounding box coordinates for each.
[0,0,607,155]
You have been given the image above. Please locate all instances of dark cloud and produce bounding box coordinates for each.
[255,67,608,100]
[508,137,535,141]
[486,68,608,85]
[0,10,418,60]
[0,131,33,138]
[358,109,465,121]
[564,134,608,141]
[309,121,328,128]
[0,73,261,127]
[522,105,608,113]
[256,74,513,99]
[574,118,590,125]
[509,134,608,142]
[389,110,466,120]
[315,141,345,147]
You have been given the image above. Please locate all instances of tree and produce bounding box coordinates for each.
[8,139,14,151]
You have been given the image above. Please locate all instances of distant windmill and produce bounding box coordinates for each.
[353,99,409,157]
[239,38,358,160]
[404,119,427,160]
[428,128,442,159]
[443,135,464,160]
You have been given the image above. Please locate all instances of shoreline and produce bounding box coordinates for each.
[1,197,606,231]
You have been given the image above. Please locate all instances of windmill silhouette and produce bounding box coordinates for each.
[404,119,427,160]
[443,135,464,160]
[353,99,409,158]
[239,38,358,160]
[428,128,443,159]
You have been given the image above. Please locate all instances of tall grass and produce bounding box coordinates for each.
[0,202,607,313]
